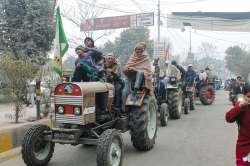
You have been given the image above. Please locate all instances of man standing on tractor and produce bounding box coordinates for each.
[84,37,104,66]
[205,66,213,83]
[199,69,207,82]
[184,64,196,87]
[171,60,186,82]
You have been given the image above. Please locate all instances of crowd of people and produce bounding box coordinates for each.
[70,37,217,96]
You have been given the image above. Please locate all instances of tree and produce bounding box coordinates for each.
[225,46,250,79]
[63,55,77,70]
[194,56,226,79]
[0,0,54,65]
[198,42,217,58]
[0,55,37,123]
[60,0,112,46]
[101,27,154,65]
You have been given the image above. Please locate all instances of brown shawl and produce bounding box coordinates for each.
[123,43,153,90]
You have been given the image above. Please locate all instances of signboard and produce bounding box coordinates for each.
[136,12,154,27]
[81,12,154,31]
[154,42,165,58]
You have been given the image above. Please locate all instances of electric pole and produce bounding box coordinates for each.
[157,0,160,42]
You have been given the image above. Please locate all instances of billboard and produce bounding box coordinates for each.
[81,12,154,31]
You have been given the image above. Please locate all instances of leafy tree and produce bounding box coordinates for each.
[225,46,250,79]
[101,27,154,65]
[0,55,37,123]
[0,0,54,65]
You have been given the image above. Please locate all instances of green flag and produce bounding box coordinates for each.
[53,7,69,76]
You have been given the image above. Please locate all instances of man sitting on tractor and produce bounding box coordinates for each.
[163,60,181,87]
[71,45,96,82]
[123,42,153,96]
[105,53,124,113]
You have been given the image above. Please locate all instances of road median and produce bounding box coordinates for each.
[0,118,51,163]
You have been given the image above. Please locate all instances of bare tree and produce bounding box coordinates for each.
[198,42,217,58]
[59,0,113,43]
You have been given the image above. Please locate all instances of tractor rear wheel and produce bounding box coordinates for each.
[129,95,158,151]
[199,85,215,105]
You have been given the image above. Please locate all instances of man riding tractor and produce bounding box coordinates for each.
[21,42,158,166]
[153,58,169,126]
[195,66,215,105]
[164,60,183,119]
[183,64,196,114]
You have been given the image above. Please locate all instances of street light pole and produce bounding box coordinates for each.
[189,25,192,54]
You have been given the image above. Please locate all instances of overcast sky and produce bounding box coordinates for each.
[59,0,250,60]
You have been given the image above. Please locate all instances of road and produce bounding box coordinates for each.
[1,90,237,166]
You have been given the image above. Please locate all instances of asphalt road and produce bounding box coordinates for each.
[1,90,238,166]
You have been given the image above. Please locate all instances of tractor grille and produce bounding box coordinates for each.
[55,114,84,124]
[54,95,83,105]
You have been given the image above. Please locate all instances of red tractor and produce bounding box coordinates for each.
[195,80,215,105]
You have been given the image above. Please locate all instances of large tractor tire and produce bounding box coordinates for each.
[159,103,169,127]
[167,90,182,119]
[97,129,124,166]
[22,125,55,166]
[129,95,158,151]
[199,85,215,105]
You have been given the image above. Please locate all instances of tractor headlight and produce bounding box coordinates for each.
[73,107,81,115]
[170,77,176,84]
[58,106,64,114]
[170,77,176,82]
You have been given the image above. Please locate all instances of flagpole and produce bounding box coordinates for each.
[60,40,63,81]
[57,7,63,81]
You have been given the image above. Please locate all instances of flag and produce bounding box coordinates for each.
[53,7,69,76]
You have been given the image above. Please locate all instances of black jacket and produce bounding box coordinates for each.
[184,69,196,85]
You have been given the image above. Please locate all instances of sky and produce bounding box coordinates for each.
[58,0,250,60]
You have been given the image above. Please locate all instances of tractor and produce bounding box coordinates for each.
[21,69,158,166]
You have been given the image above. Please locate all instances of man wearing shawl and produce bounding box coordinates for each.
[123,42,153,92]
[105,53,123,112]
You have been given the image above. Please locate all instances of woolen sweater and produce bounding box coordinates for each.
[226,102,250,159]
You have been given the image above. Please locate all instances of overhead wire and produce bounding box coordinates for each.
[77,0,250,45]
[193,31,249,46]
[79,0,250,28]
